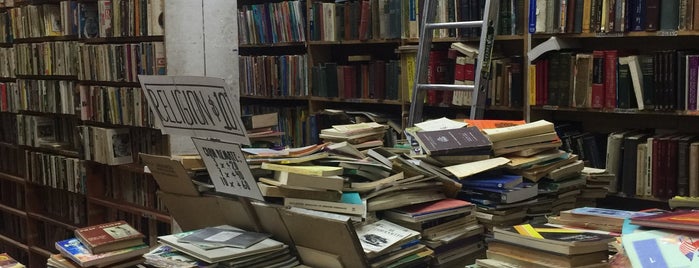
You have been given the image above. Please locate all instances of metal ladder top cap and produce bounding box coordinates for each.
[425,21,484,30]
[416,84,475,91]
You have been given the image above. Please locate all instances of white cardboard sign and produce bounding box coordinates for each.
[139,75,249,145]
[192,137,263,201]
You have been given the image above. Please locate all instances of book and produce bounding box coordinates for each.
[460,183,539,204]
[284,192,366,216]
[461,174,523,189]
[355,220,421,254]
[444,157,511,179]
[381,198,474,223]
[55,238,149,267]
[630,210,699,232]
[242,112,278,130]
[482,120,555,143]
[143,245,216,268]
[486,240,609,268]
[158,226,285,264]
[413,126,492,156]
[0,253,24,268]
[177,226,271,249]
[527,37,579,62]
[272,171,345,191]
[622,229,699,268]
[48,254,144,268]
[73,220,144,254]
[260,162,343,177]
[492,224,615,255]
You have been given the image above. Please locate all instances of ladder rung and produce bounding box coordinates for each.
[416,84,475,91]
[425,21,484,30]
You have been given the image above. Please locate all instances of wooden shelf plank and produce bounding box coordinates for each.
[27,212,79,231]
[0,233,28,251]
[87,196,171,223]
[78,80,142,87]
[241,95,309,101]
[532,30,699,39]
[15,75,78,81]
[13,35,80,43]
[0,171,26,185]
[308,39,401,45]
[240,42,306,48]
[309,96,403,105]
[81,35,164,44]
[19,145,79,159]
[29,246,52,257]
[531,105,699,117]
[0,203,27,218]
[0,141,18,149]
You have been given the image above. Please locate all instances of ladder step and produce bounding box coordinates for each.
[425,21,484,30]
[416,84,475,91]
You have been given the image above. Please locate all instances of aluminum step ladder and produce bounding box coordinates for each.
[407,0,500,126]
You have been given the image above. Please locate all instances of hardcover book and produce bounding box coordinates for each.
[355,219,421,254]
[55,238,149,267]
[414,126,492,156]
[630,210,699,232]
[177,226,271,249]
[493,224,616,255]
[74,220,144,254]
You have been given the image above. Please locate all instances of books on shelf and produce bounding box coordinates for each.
[74,220,144,254]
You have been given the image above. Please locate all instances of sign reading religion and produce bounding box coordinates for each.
[138,75,250,145]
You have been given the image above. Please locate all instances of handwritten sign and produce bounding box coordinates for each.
[192,138,263,201]
[139,75,249,145]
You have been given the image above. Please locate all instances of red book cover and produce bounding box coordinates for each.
[361,64,370,98]
[427,50,449,105]
[666,136,680,198]
[392,198,473,216]
[652,136,667,198]
[464,59,475,81]
[604,50,618,109]
[1,83,7,111]
[591,50,605,108]
[337,65,345,98]
[343,66,356,98]
[630,210,699,232]
[358,0,370,40]
[373,60,386,99]
[74,220,144,254]
[344,2,352,40]
[454,57,466,82]
[535,60,544,105]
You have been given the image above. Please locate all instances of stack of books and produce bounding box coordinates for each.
[241,112,284,147]
[578,167,615,207]
[355,220,433,267]
[548,207,656,233]
[622,210,699,267]
[51,221,149,267]
[476,223,615,267]
[0,253,25,268]
[319,122,388,149]
[154,225,299,267]
[381,199,486,267]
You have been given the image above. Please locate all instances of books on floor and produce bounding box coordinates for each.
[54,238,148,267]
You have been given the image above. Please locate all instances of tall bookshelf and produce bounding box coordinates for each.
[525,0,699,208]
[0,0,170,266]
[238,0,529,147]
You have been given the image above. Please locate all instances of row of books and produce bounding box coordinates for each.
[239,54,309,97]
[310,59,401,100]
[0,145,21,177]
[533,0,697,34]
[531,49,699,111]
[0,113,16,144]
[36,187,87,226]
[12,79,76,115]
[77,42,166,82]
[0,252,24,267]
[308,0,402,41]
[103,168,164,212]
[430,0,524,38]
[0,180,24,211]
[237,0,306,45]
[78,85,154,128]
[14,42,79,76]
[0,47,14,77]
[16,114,79,150]
[24,150,85,194]
[77,126,133,166]
[606,129,699,199]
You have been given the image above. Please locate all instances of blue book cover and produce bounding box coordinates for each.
[622,229,699,268]
[462,174,523,189]
[570,207,656,219]
[55,238,148,267]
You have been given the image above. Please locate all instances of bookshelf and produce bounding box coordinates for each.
[0,0,171,266]
[238,0,529,147]
[525,0,699,207]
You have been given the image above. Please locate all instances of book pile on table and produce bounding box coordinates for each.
[474,223,614,267]
[355,219,433,267]
[578,167,615,207]
[150,225,299,267]
[0,253,25,268]
[50,221,148,268]
[319,122,388,149]
[381,198,486,267]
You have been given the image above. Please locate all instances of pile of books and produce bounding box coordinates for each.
[355,219,433,267]
[475,223,614,267]
[382,198,486,267]
[578,167,615,207]
[319,122,388,149]
[150,225,299,267]
[242,112,284,147]
[51,221,149,267]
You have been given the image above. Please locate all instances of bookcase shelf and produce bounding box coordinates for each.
[81,35,165,44]
[0,141,18,149]
[532,106,699,117]
[87,196,171,223]
[241,95,310,101]
[16,110,77,117]
[78,80,143,87]
[12,35,80,43]
[0,233,28,251]
[115,163,149,174]
[27,212,79,231]
[308,39,401,46]
[0,77,15,82]
[0,203,28,218]
[28,246,51,258]
[14,75,78,81]
[533,31,699,39]
[19,146,79,159]
[240,42,306,48]
[309,96,403,105]
[0,171,26,185]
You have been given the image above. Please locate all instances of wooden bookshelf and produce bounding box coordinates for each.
[77,81,143,87]
[81,35,165,44]
[27,213,79,231]
[87,197,171,223]
[14,75,78,81]
[0,203,28,218]
[12,35,80,43]
[0,171,26,185]
[0,234,28,251]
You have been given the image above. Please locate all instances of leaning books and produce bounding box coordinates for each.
[55,238,149,267]
[73,220,145,254]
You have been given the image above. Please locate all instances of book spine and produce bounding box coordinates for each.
[689,143,699,197]
[603,50,618,109]
[688,55,699,111]
[591,50,605,108]
[644,0,660,31]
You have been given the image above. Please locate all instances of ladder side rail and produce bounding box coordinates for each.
[470,0,500,120]
[407,0,438,127]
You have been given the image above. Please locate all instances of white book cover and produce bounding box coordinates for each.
[355,220,419,253]
[105,127,133,165]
